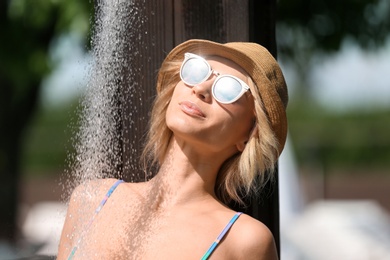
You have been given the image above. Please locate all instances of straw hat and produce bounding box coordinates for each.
[157,39,288,154]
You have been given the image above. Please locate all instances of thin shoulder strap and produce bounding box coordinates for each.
[201,212,243,260]
[68,179,124,260]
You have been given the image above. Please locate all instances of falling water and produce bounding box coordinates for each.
[59,0,164,257]
[63,0,148,193]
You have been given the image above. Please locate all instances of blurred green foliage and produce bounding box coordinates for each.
[21,100,80,176]
[0,0,92,177]
[288,100,390,173]
[278,0,390,56]
[277,0,390,96]
[0,0,92,240]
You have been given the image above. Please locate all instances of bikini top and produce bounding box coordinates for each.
[68,179,242,260]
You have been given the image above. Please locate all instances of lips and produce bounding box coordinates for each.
[179,101,205,118]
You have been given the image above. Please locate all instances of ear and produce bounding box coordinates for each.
[249,124,258,139]
[236,123,258,152]
[236,140,247,152]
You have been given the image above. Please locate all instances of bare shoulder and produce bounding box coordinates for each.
[64,178,121,226]
[58,178,120,258]
[229,213,278,260]
[70,178,119,199]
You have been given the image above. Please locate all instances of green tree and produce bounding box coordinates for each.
[277,0,390,96]
[0,0,91,241]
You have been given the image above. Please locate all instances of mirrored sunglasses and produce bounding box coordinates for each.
[180,53,250,104]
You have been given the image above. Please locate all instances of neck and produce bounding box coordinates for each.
[147,137,229,208]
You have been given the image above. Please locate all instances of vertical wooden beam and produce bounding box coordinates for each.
[248,0,280,256]
[249,0,277,56]
[120,0,175,182]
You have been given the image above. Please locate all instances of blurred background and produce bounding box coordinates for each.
[0,0,389,259]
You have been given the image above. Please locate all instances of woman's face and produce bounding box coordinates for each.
[165,55,255,158]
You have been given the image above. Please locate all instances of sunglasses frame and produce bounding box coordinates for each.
[180,53,250,104]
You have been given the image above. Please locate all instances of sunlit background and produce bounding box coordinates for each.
[0,0,389,259]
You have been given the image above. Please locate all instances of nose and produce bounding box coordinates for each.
[191,72,219,102]
[192,79,214,102]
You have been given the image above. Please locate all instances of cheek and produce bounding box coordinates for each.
[168,82,187,104]
[210,108,252,145]
[228,105,255,139]
[166,84,178,114]
[232,114,253,139]
[165,98,177,129]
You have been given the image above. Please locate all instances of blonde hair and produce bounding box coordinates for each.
[215,77,279,205]
[141,61,181,169]
[142,58,279,205]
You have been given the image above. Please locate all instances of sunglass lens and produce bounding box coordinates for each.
[213,77,243,103]
[181,58,210,85]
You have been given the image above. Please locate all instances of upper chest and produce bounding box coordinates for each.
[73,196,239,259]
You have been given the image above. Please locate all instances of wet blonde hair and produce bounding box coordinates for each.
[142,57,279,205]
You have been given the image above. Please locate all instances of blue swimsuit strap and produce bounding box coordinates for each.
[68,179,124,260]
[201,212,243,260]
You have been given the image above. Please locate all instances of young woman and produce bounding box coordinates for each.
[58,39,288,259]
